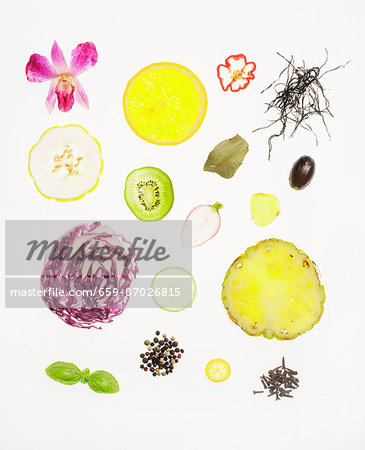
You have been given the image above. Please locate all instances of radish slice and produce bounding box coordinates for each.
[182,202,223,248]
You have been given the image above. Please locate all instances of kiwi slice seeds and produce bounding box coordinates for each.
[124,167,174,221]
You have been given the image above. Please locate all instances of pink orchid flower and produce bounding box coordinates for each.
[217,54,256,92]
[26,41,98,113]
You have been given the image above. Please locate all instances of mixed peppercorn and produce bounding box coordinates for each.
[140,331,184,377]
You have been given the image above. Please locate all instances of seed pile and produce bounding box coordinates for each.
[140,331,184,377]
[253,357,299,400]
[254,51,349,159]
[52,145,83,177]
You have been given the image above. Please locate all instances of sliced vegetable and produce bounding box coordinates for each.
[151,267,196,312]
[289,156,316,190]
[29,125,103,201]
[250,193,280,226]
[205,359,231,382]
[204,134,249,179]
[40,222,138,329]
[181,202,223,248]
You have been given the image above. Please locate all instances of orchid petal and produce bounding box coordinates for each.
[241,62,256,79]
[230,78,249,92]
[45,79,57,113]
[217,65,232,91]
[226,54,247,72]
[51,41,69,74]
[69,42,98,76]
[26,54,57,82]
[55,78,75,112]
[74,78,89,109]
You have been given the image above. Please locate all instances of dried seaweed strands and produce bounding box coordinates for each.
[254,50,349,159]
[254,357,299,400]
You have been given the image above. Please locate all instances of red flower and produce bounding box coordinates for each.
[217,54,256,92]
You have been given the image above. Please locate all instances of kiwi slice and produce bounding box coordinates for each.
[124,167,174,221]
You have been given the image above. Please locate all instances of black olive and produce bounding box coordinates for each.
[289,156,315,190]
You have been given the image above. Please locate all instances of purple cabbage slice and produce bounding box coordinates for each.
[40,222,138,329]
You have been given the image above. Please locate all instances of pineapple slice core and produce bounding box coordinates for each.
[222,239,325,340]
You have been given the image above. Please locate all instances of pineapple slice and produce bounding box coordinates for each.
[222,239,325,340]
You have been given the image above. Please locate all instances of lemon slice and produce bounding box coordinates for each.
[123,62,207,145]
[205,359,231,382]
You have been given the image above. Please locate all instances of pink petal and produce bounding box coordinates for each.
[226,54,247,72]
[241,62,256,79]
[51,41,68,74]
[74,78,89,109]
[69,42,98,76]
[230,78,249,92]
[26,54,57,82]
[45,79,57,113]
[55,77,75,112]
[217,65,233,91]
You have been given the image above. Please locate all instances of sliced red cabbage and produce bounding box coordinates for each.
[40,222,138,329]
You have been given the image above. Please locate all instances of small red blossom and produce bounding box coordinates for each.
[217,54,256,92]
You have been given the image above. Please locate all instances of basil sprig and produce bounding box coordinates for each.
[45,361,119,394]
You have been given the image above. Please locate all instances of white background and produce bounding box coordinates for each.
[1,0,364,449]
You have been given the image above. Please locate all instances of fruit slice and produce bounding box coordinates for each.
[151,267,196,312]
[205,359,231,382]
[250,193,280,226]
[29,125,103,201]
[124,167,174,221]
[182,202,223,248]
[123,62,207,145]
[222,239,325,340]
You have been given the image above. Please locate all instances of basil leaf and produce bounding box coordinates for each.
[87,370,120,394]
[204,134,249,179]
[45,362,82,385]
